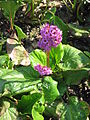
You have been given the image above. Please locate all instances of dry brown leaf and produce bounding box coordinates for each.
[7,32,30,66]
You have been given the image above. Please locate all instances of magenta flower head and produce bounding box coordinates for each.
[34,64,52,76]
[38,24,62,51]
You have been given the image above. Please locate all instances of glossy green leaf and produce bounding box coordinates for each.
[43,76,59,103]
[50,43,64,69]
[0,66,41,96]
[18,93,42,114]
[32,101,45,120]
[29,49,47,67]
[57,45,90,85]
[16,66,40,80]
[33,102,45,114]
[65,97,89,120]
[57,96,90,120]
[0,68,25,81]
[84,51,90,58]
[14,25,27,40]
[32,108,44,120]
[29,44,63,70]
[58,45,90,70]
[54,16,68,43]
[63,68,90,85]
[58,80,67,97]
[0,100,18,120]
[3,80,40,96]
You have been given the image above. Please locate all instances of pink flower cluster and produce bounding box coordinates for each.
[34,64,52,76]
[38,24,62,51]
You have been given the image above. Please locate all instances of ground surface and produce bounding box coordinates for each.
[0,1,90,119]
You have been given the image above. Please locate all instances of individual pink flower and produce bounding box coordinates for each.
[34,64,52,76]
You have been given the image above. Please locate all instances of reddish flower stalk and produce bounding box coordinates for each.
[10,12,13,30]
[46,50,50,67]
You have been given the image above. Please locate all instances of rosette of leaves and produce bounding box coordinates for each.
[0,43,90,119]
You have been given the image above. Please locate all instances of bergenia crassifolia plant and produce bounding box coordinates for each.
[37,24,62,68]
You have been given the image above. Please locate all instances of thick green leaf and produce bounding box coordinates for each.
[0,100,18,120]
[84,51,90,58]
[0,80,6,93]
[58,80,67,97]
[0,68,25,81]
[18,93,42,114]
[58,45,90,70]
[57,45,90,85]
[63,68,90,85]
[45,97,90,119]
[30,44,63,70]
[29,49,47,67]
[16,66,39,80]
[57,96,90,120]
[43,76,59,103]
[0,66,41,96]
[65,97,90,120]
[14,25,27,40]
[32,101,45,120]
[3,80,40,96]
[32,108,44,120]
[33,102,45,114]
[50,43,64,69]
[54,16,68,43]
